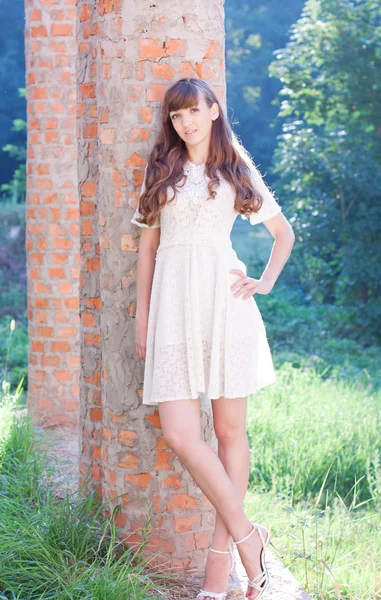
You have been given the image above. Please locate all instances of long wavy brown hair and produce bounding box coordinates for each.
[134,78,265,227]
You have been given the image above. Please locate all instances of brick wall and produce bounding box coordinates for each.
[25,0,79,427]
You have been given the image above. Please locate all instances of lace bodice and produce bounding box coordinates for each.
[130,159,282,250]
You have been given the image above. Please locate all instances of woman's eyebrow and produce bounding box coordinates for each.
[170,105,198,115]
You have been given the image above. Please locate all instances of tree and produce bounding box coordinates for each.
[225,0,304,172]
[269,0,381,343]
[0,88,26,205]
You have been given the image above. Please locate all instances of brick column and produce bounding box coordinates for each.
[27,0,227,574]
[25,0,79,427]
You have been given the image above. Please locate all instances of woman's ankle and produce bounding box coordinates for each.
[210,533,231,551]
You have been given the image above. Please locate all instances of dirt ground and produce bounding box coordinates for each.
[37,425,313,600]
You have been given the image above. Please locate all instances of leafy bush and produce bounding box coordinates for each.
[0,202,26,320]
[0,318,28,400]
[269,0,381,344]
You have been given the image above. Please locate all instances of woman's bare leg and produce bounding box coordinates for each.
[158,397,265,600]
[197,396,250,599]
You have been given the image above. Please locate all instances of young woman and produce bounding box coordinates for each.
[130,78,295,600]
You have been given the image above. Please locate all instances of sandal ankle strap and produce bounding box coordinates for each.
[209,542,235,576]
[234,522,257,545]
[209,547,230,554]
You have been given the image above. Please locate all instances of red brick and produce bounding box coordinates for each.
[54,370,72,381]
[118,430,137,446]
[80,83,96,98]
[51,23,72,36]
[167,494,198,512]
[162,474,182,490]
[125,473,152,490]
[80,3,92,21]
[118,453,139,469]
[32,25,48,37]
[80,200,95,216]
[139,106,152,123]
[51,341,70,352]
[152,62,175,80]
[147,84,168,102]
[31,340,45,352]
[174,514,201,533]
[82,312,96,327]
[90,408,103,421]
[154,452,173,470]
[138,38,165,59]
[81,181,97,196]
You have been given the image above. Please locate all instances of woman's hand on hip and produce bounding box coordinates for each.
[229,269,274,299]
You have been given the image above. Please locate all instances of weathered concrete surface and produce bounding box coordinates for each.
[77,0,227,572]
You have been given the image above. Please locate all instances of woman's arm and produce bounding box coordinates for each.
[135,228,160,361]
[232,159,295,294]
[229,213,295,298]
[259,212,295,291]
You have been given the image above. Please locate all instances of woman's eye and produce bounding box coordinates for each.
[171,108,198,119]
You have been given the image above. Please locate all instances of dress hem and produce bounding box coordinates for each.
[142,376,277,406]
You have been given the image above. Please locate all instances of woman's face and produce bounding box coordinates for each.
[169,92,219,149]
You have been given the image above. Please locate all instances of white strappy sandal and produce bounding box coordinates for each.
[233,521,271,599]
[195,540,235,600]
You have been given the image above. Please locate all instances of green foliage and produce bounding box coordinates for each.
[0,88,26,205]
[225,0,304,171]
[0,0,26,193]
[0,317,28,401]
[268,0,381,343]
[256,282,381,391]
[0,201,27,317]
[0,201,28,393]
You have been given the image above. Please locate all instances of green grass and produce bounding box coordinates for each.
[244,486,381,599]
[0,393,176,600]
[247,362,380,505]
[245,362,381,599]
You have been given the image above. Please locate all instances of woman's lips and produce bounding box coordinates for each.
[184,129,198,135]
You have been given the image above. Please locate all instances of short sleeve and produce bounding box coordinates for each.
[130,164,160,229]
[246,162,282,226]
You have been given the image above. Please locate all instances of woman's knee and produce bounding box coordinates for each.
[159,398,201,452]
[162,427,186,451]
[162,428,201,455]
[214,421,247,446]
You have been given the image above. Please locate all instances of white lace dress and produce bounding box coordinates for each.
[130,159,282,410]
